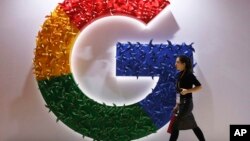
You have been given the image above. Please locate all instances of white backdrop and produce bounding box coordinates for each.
[1,0,250,141]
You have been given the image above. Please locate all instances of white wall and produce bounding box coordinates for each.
[1,0,250,141]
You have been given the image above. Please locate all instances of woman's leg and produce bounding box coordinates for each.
[169,129,179,141]
[192,126,205,141]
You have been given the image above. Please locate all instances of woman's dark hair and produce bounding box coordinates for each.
[177,55,193,73]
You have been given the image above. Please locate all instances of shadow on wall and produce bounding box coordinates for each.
[192,65,215,140]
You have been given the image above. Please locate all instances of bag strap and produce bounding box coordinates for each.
[177,70,186,90]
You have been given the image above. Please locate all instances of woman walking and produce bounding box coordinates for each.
[169,55,206,141]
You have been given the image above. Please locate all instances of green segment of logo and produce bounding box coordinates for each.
[38,74,157,141]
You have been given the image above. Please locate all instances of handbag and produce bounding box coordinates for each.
[167,113,177,134]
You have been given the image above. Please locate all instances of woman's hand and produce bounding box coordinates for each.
[180,86,202,95]
[180,88,189,95]
[172,104,179,114]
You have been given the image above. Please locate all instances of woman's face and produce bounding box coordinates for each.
[175,57,186,71]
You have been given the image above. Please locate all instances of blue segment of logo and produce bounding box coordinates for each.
[116,40,195,129]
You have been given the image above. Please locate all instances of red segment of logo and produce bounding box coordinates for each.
[59,0,170,29]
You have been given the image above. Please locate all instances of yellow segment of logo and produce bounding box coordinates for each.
[34,6,79,80]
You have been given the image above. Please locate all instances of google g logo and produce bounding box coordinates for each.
[34,0,195,140]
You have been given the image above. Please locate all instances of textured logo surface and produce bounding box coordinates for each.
[34,0,194,140]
